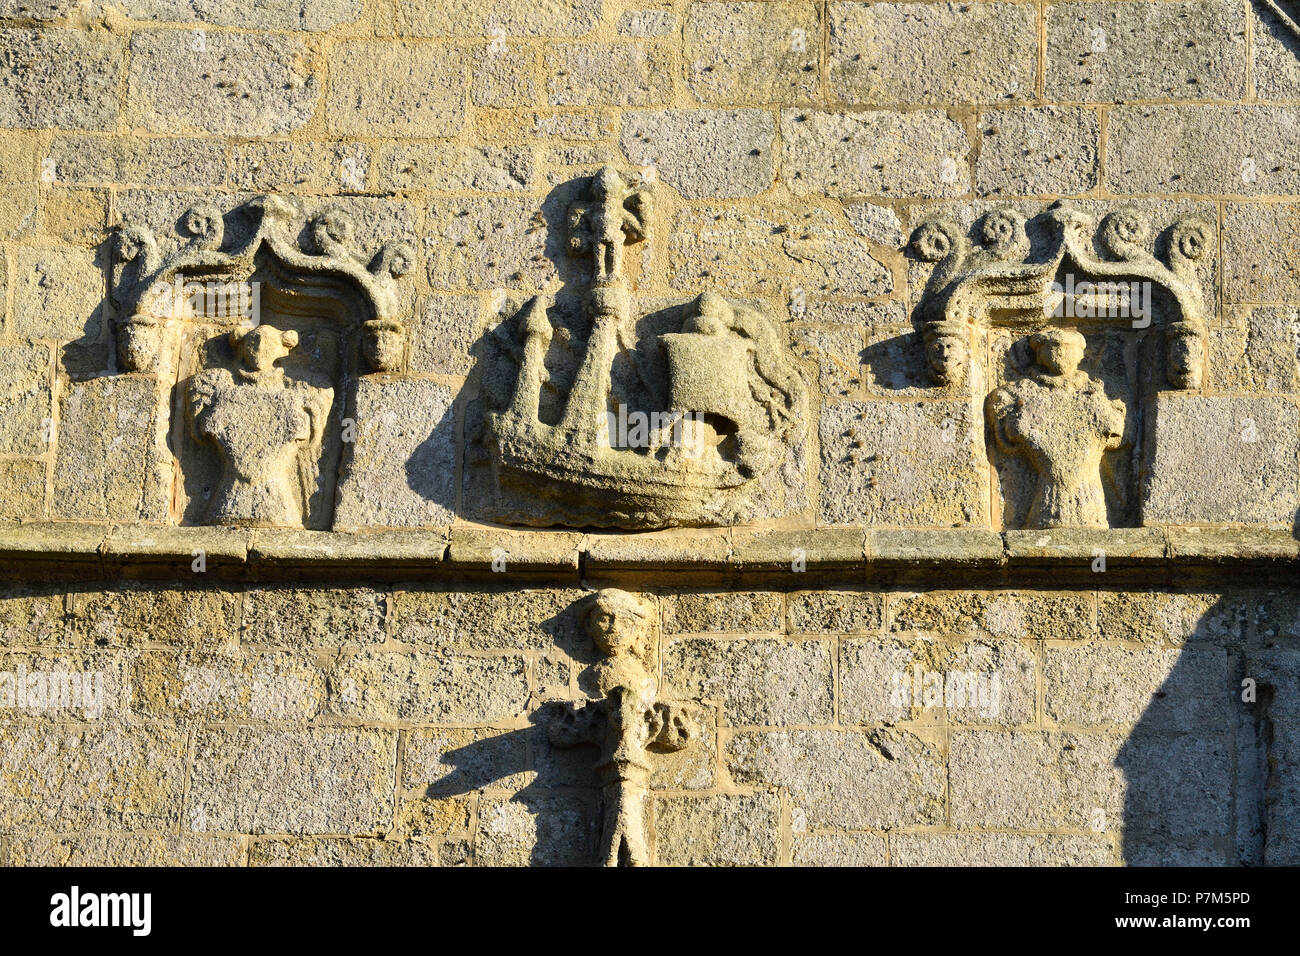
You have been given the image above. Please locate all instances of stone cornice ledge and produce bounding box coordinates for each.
[0,522,1297,585]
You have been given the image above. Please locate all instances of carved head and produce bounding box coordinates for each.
[117,314,161,373]
[922,320,967,385]
[1166,320,1205,389]
[362,318,405,373]
[583,589,653,660]
[1029,328,1087,376]
[230,324,298,373]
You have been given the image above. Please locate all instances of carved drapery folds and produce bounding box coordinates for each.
[541,589,700,867]
[109,196,414,529]
[481,166,807,529]
[908,203,1211,530]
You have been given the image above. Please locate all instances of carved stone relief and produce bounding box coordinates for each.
[110,196,414,529]
[909,203,1211,530]
[479,166,807,529]
[541,589,700,867]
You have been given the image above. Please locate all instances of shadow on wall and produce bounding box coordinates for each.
[1119,587,1299,866]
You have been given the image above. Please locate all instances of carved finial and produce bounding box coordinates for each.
[1098,207,1151,261]
[181,203,225,251]
[980,208,1029,261]
[1168,217,1211,277]
[370,240,414,279]
[909,217,966,264]
[309,208,359,259]
[566,166,652,284]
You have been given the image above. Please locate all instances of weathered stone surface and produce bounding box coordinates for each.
[68,585,240,647]
[950,730,1230,837]
[128,30,318,136]
[0,725,186,830]
[249,837,434,866]
[12,245,101,340]
[241,587,385,648]
[403,727,531,795]
[3,833,242,866]
[891,832,1113,866]
[890,590,1095,641]
[0,459,44,519]
[394,0,601,36]
[1108,106,1300,195]
[231,141,366,192]
[782,109,970,197]
[620,109,775,199]
[670,204,892,296]
[789,590,883,633]
[0,342,48,455]
[792,832,888,866]
[0,29,122,130]
[329,651,530,723]
[408,295,483,375]
[1046,0,1246,102]
[663,591,782,634]
[684,1,818,104]
[1096,591,1248,646]
[830,2,1036,105]
[1043,644,1227,730]
[328,42,462,137]
[425,196,552,290]
[1143,395,1300,525]
[475,792,599,866]
[663,637,833,725]
[189,727,396,834]
[976,107,1099,196]
[653,792,781,866]
[334,379,456,530]
[391,588,585,652]
[546,42,672,106]
[1225,203,1300,304]
[377,143,532,192]
[53,376,167,522]
[840,636,1036,726]
[124,0,362,30]
[819,400,985,526]
[131,650,325,721]
[728,729,946,828]
[1210,308,1300,393]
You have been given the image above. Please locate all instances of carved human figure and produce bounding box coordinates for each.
[361,317,405,373]
[922,319,968,386]
[543,589,698,867]
[1165,319,1205,390]
[187,325,332,527]
[985,328,1126,529]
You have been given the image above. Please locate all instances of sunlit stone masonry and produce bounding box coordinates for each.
[0,0,1298,867]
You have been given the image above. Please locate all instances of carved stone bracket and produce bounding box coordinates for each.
[483,167,807,529]
[110,195,414,374]
[541,589,701,867]
[908,202,1210,389]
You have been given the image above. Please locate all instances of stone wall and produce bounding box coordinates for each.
[0,0,1298,865]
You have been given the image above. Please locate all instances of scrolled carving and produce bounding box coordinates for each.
[910,202,1210,392]
[542,589,701,868]
[180,202,225,251]
[309,207,359,259]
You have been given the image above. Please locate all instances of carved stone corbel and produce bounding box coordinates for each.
[541,589,701,867]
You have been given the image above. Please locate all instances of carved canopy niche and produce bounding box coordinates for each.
[110,196,413,530]
[908,202,1211,530]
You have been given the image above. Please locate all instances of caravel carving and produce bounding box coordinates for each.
[110,196,414,529]
[483,167,806,529]
[541,589,701,867]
